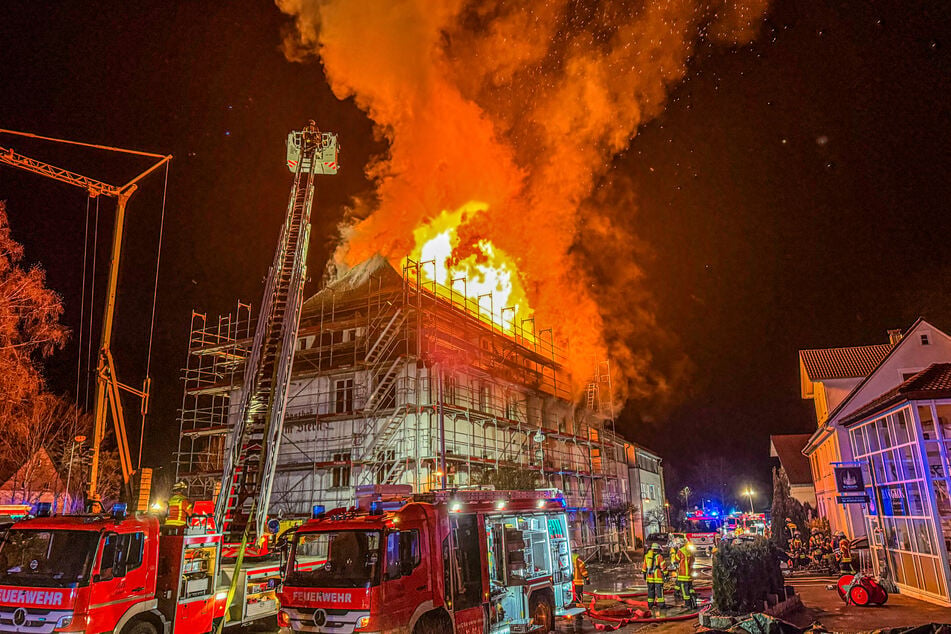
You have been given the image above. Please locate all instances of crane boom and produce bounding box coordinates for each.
[0,147,120,197]
[0,133,171,506]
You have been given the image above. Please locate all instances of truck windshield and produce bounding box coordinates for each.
[287,530,381,589]
[0,529,99,587]
[686,519,720,533]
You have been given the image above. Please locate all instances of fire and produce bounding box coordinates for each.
[405,201,531,335]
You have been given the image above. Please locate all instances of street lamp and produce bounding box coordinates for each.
[743,488,755,514]
[664,502,671,529]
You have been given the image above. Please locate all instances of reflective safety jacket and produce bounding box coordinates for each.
[642,550,667,584]
[671,545,695,582]
[838,539,852,562]
[789,538,803,553]
[573,555,589,584]
[167,493,193,526]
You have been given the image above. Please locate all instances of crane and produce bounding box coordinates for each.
[214,121,339,540]
[0,129,171,506]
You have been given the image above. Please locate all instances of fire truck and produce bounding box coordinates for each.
[0,506,237,634]
[683,511,722,555]
[278,486,575,634]
[0,123,339,633]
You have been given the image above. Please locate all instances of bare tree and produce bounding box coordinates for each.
[0,202,68,440]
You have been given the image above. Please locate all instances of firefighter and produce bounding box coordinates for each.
[785,517,798,541]
[671,538,697,609]
[836,532,854,574]
[166,482,193,527]
[642,543,667,611]
[788,531,804,570]
[572,554,589,606]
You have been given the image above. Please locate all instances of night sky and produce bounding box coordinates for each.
[1,2,948,509]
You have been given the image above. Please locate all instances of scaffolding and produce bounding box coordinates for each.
[176,256,632,549]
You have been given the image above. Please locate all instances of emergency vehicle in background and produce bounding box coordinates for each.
[0,123,339,633]
[279,486,575,634]
[683,511,722,555]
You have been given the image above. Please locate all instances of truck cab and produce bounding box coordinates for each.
[0,510,227,634]
[278,487,573,634]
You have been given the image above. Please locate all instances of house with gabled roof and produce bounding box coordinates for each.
[769,434,815,507]
[838,362,951,605]
[800,319,951,538]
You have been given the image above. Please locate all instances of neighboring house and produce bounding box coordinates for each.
[800,338,895,536]
[0,448,70,510]
[627,444,666,540]
[769,434,816,507]
[800,319,951,539]
[839,363,951,605]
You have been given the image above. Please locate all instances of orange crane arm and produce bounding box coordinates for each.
[0,131,170,506]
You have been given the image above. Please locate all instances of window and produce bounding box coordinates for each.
[444,376,456,405]
[335,378,354,413]
[921,333,931,345]
[505,392,519,419]
[331,453,351,488]
[478,383,490,412]
[98,532,143,580]
[376,450,396,484]
[384,530,420,581]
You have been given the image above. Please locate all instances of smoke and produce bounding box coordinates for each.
[276,0,768,407]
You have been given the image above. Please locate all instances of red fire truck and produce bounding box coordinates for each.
[683,511,722,555]
[278,487,576,634]
[0,506,238,634]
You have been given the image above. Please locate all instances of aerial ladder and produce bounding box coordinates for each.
[0,129,171,509]
[214,122,338,541]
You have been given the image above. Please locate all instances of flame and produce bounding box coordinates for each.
[278,0,770,405]
[405,202,531,335]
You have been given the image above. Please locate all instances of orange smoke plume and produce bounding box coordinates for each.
[276,0,769,406]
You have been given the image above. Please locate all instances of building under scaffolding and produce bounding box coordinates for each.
[176,255,655,552]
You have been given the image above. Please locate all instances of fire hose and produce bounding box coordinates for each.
[581,588,711,628]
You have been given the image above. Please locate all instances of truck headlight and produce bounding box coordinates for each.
[55,616,73,629]
[357,615,371,628]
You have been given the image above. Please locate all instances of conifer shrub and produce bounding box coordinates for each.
[712,536,784,614]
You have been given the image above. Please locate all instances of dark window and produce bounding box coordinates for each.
[478,384,490,412]
[505,393,519,419]
[335,378,354,413]
[444,376,456,405]
[921,334,931,345]
[384,530,420,581]
[376,450,396,484]
[115,533,144,576]
[331,453,351,488]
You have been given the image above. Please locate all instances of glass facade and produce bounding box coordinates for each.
[848,402,951,603]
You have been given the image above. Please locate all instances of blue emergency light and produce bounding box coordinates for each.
[111,503,128,520]
[35,502,52,517]
[267,518,281,534]
[312,505,325,519]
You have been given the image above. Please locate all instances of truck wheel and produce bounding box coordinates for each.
[413,611,452,634]
[529,593,554,633]
[123,620,158,634]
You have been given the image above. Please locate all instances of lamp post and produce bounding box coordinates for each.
[664,502,671,530]
[64,435,87,513]
[743,488,755,514]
